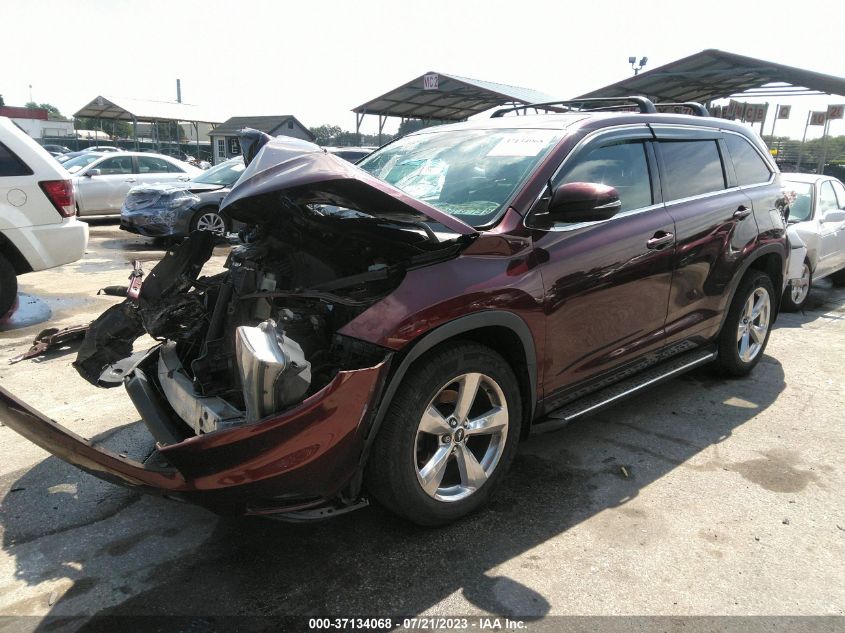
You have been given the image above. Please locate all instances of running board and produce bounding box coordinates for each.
[534,348,716,434]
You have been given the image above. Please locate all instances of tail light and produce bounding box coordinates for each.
[39,180,75,218]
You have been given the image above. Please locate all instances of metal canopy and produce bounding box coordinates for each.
[73,95,224,125]
[577,49,845,103]
[353,72,554,121]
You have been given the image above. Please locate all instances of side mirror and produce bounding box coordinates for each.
[85,169,101,177]
[544,182,621,224]
[822,209,845,223]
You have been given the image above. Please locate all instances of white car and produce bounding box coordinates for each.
[781,172,845,311]
[62,151,202,216]
[0,116,89,316]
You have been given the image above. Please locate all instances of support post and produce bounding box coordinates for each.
[796,111,811,171]
[818,116,831,175]
[132,116,139,151]
[378,114,386,146]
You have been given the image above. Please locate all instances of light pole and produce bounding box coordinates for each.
[629,56,648,76]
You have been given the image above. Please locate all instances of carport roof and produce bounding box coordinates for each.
[577,49,845,104]
[353,72,555,120]
[73,95,224,124]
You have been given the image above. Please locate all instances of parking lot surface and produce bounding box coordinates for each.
[0,221,843,630]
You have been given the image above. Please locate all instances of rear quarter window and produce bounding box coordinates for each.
[0,142,34,177]
[724,134,772,186]
[658,140,725,201]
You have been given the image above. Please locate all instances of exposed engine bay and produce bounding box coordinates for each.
[74,203,465,442]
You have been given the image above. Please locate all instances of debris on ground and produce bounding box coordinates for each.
[8,323,91,364]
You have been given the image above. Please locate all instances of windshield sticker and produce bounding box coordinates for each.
[486,132,558,157]
[438,201,499,216]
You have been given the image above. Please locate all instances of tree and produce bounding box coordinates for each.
[74,116,132,140]
[309,124,343,145]
[25,101,65,120]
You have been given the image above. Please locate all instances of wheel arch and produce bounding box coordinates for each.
[359,311,537,470]
[0,232,33,274]
[718,245,785,333]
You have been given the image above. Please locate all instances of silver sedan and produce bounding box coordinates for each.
[781,172,845,310]
[62,152,201,216]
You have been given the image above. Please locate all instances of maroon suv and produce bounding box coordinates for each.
[0,98,787,526]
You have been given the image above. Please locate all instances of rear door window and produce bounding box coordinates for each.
[724,134,772,186]
[553,140,653,213]
[658,140,725,201]
[831,180,845,208]
[0,142,33,177]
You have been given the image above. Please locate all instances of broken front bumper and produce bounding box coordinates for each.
[0,355,391,516]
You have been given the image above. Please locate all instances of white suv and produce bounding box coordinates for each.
[0,117,89,316]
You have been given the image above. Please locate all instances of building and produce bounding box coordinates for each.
[208,115,314,164]
[0,106,74,139]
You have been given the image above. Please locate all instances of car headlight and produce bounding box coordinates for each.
[167,193,201,210]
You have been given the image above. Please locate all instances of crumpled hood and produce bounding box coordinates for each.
[220,136,476,236]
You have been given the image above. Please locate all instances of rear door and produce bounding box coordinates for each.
[77,155,137,214]
[136,156,190,187]
[652,126,761,345]
[533,125,676,399]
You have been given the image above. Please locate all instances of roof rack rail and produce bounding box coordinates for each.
[654,102,710,116]
[490,96,658,118]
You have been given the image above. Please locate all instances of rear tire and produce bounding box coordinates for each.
[365,342,522,526]
[830,268,845,287]
[0,254,18,318]
[781,259,811,312]
[714,271,775,377]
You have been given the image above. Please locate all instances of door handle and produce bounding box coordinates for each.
[647,232,674,249]
[733,205,752,220]
[125,178,137,183]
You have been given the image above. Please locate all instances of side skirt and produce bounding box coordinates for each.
[533,346,716,434]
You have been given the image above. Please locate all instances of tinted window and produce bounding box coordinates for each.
[659,140,725,201]
[724,134,771,186]
[819,181,839,213]
[0,142,32,177]
[138,156,183,173]
[831,180,845,208]
[554,140,652,212]
[97,156,134,175]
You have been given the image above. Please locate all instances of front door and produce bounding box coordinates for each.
[816,179,845,277]
[534,127,675,401]
[78,155,137,214]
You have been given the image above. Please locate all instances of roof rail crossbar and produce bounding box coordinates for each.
[490,96,658,118]
[654,102,710,116]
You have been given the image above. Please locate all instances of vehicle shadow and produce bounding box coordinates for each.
[0,358,786,627]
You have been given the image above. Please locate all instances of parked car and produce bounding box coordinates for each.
[42,143,72,154]
[82,146,122,153]
[120,157,245,238]
[0,99,788,526]
[157,147,192,162]
[0,117,89,316]
[55,150,89,164]
[62,151,201,216]
[779,173,845,310]
[323,146,376,162]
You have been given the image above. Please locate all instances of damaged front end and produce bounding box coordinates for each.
[1,134,476,518]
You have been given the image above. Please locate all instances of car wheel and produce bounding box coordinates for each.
[714,271,775,377]
[366,342,522,526]
[830,268,845,287]
[781,259,811,312]
[0,253,18,318]
[190,208,229,236]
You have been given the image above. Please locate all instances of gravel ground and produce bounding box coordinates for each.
[0,220,843,632]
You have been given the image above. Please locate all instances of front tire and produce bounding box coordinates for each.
[0,254,18,318]
[190,207,229,236]
[366,342,522,526]
[830,268,845,287]
[781,259,811,312]
[714,271,775,377]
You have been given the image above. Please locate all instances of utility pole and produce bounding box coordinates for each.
[176,79,182,104]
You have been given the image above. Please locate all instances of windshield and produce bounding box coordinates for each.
[357,128,561,227]
[783,181,814,222]
[62,154,102,174]
[193,158,246,186]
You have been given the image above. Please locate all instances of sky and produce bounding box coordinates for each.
[2,0,843,140]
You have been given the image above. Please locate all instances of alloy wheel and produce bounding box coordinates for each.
[196,212,226,235]
[414,372,509,502]
[790,263,811,305]
[737,286,771,363]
